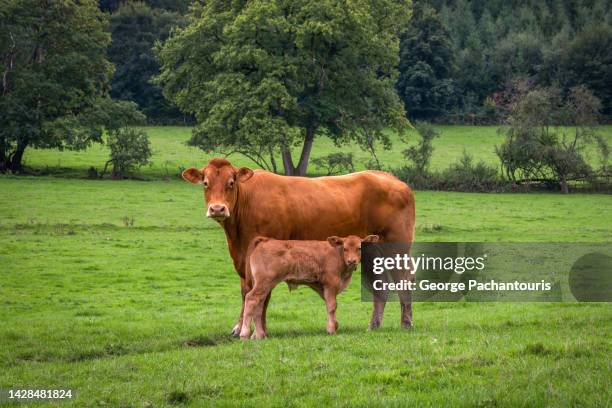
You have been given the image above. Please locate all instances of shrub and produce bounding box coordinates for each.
[311,153,355,175]
[101,128,152,179]
[403,122,438,174]
[439,151,502,191]
[394,122,440,188]
[496,85,609,192]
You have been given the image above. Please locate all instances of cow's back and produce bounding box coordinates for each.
[237,170,413,245]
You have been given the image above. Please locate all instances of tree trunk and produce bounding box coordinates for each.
[281,146,295,176]
[296,127,315,176]
[8,140,27,173]
[560,180,569,194]
[281,126,316,176]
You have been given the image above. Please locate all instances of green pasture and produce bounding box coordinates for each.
[1,126,611,406]
[21,125,612,179]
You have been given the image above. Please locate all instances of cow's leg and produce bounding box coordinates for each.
[380,214,414,330]
[323,287,339,334]
[231,278,248,337]
[369,291,387,330]
[396,269,414,329]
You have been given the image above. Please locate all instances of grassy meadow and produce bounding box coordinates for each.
[1,126,611,406]
[21,125,612,179]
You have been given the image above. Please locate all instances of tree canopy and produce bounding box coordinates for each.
[396,3,456,120]
[108,2,189,124]
[0,0,144,173]
[155,0,411,175]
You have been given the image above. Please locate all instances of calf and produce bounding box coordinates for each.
[240,234,379,339]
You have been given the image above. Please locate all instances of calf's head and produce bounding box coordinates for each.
[182,158,254,221]
[327,235,380,271]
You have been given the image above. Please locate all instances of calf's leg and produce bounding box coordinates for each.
[240,284,271,340]
[261,292,272,337]
[323,287,339,334]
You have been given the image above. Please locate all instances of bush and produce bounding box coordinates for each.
[403,122,438,174]
[439,151,502,191]
[311,153,355,175]
[102,128,152,179]
[496,85,609,192]
[394,151,503,192]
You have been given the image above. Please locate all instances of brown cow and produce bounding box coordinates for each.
[182,158,415,335]
[241,235,379,339]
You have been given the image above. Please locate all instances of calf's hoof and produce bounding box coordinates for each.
[251,332,267,340]
[401,321,413,330]
[230,324,241,338]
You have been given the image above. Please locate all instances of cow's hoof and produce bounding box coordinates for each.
[230,325,241,337]
[401,322,413,330]
[251,332,266,340]
[368,321,381,331]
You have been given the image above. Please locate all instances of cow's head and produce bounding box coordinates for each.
[327,234,379,271]
[182,158,254,221]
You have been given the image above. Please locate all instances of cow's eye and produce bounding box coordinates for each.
[203,180,209,188]
[227,179,235,189]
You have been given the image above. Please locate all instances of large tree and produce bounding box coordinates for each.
[155,0,410,175]
[0,0,143,173]
[396,3,456,120]
[560,24,612,116]
[108,2,187,124]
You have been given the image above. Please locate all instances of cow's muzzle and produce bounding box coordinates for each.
[207,203,230,220]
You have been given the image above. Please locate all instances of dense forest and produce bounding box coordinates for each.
[100,0,611,124]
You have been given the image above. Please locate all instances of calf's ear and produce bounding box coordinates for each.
[237,167,254,182]
[363,235,380,243]
[182,168,203,184]
[327,236,344,247]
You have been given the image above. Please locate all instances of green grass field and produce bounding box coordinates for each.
[21,125,612,179]
[1,126,611,406]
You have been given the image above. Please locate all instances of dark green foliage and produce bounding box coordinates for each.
[0,0,144,173]
[396,4,457,120]
[408,0,612,122]
[102,128,152,179]
[155,0,410,176]
[311,153,355,175]
[496,85,608,192]
[108,2,188,124]
[99,0,189,13]
[560,24,612,116]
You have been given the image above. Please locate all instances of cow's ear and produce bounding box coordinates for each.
[182,168,203,184]
[363,235,380,243]
[327,236,344,247]
[237,167,254,183]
